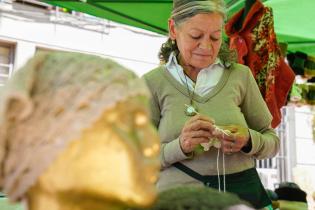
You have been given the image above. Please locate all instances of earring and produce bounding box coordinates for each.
[171,40,175,45]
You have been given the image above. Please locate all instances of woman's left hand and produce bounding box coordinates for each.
[219,125,250,154]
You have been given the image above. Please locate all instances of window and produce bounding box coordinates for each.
[0,42,15,86]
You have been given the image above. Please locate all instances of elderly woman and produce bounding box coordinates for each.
[143,0,279,209]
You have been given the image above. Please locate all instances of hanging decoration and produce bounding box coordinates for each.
[225,0,295,128]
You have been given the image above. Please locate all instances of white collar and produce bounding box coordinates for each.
[165,52,223,72]
[165,52,225,97]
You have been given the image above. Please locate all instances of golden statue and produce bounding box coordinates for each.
[0,52,160,210]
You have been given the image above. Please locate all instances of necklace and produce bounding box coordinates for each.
[183,73,198,116]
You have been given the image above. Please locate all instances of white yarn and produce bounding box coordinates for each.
[223,150,226,192]
[216,148,221,192]
[216,148,226,193]
[189,108,228,193]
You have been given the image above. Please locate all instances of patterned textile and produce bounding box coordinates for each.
[225,0,295,128]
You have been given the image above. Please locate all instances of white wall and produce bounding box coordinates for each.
[0,1,167,75]
[285,106,315,210]
[14,40,36,70]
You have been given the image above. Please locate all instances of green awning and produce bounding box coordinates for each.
[264,0,315,55]
[43,0,173,35]
[42,0,315,55]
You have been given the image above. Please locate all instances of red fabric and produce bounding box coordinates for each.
[225,0,295,128]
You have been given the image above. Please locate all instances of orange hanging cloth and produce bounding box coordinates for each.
[225,0,295,128]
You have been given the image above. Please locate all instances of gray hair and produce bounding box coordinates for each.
[159,0,236,67]
[172,0,227,25]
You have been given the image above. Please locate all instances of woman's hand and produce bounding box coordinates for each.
[179,115,215,154]
[219,125,250,154]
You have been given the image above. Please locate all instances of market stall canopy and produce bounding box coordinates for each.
[264,0,315,56]
[43,0,173,35]
[41,0,315,55]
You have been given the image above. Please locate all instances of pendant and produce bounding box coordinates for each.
[185,104,198,116]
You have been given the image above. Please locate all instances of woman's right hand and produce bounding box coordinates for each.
[179,115,215,154]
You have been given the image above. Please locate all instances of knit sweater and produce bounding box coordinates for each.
[143,63,279,191]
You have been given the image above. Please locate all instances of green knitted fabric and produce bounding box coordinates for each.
[0,198,23,210]
[131,186,250,210]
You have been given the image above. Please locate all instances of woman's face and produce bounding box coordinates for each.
[169,13,224,70]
